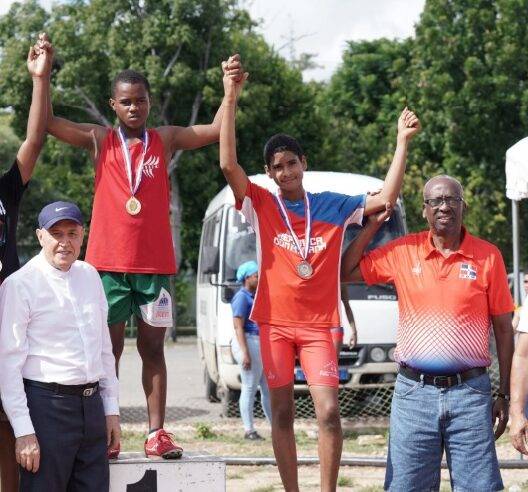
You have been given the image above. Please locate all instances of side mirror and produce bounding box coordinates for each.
[202,246,219,274]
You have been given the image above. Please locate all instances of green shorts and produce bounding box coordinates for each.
[100,272,173,328]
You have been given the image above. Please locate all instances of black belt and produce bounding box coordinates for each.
[398,366,486,388]
[24,379,99,397]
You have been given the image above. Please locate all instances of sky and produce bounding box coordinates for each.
[2,0,425,81]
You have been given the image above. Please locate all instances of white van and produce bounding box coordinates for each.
[196,171,406,410]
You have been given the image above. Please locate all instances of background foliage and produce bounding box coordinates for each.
[1,0,528,272]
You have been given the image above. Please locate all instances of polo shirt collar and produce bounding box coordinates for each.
[423,226,474,260]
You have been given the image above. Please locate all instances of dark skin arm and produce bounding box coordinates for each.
[157,54,245,160]
[16,42,53,184]
[341,204,392,283]
[35,33,106,162]
[233,317,251,370]
[491,312,514,439]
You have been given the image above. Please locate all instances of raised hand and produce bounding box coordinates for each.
[27,32,53,78]
[397,107,421,142]
[222,54,248,99]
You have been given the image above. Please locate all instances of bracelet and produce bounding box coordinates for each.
[497,392,510,401]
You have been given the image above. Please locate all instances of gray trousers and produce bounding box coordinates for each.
[20,383,109,492]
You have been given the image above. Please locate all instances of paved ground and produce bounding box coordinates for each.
[119,336,222,423]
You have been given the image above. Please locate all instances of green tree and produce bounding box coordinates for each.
[320,0,528,265]
[0,0,323,268]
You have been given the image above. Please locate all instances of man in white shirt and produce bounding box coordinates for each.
[0,201,120,491]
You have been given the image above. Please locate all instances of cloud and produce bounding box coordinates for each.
[1,0,425,81]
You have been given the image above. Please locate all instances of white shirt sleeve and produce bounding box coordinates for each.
[517,302,528,333]
[0,279,35,437]
[96,280,120,416]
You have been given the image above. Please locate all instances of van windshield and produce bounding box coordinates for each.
[223,205,406,282]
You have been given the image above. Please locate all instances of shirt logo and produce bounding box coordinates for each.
[411,262,422,276]
[319,361,338,378]
[273,234,327,254]
[143,155,160,178]
[459,263,477,280]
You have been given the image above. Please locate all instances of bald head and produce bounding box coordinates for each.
[423,174,464,199]
[422,174,466,238]
[423,175,464,200]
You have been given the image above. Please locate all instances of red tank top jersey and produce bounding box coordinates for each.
[85,129,177,274]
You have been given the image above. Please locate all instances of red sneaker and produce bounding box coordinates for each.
[144,429,183,459]
[108,443,120,460]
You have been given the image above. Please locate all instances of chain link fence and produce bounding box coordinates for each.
[225,347,501,419]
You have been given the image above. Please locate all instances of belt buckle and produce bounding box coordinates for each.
[432,375,449,388]
[83,387,95,397]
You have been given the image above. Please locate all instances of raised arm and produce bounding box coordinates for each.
[157,54,244,155]
[15,44,51,185]
[219,61,249,202]
[36,34,106,161]
[341,204,391,283]
[364,108,420,215]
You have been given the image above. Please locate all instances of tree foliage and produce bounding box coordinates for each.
[0,0,323,267]
[1,0,528,268]
[320,0,528,264]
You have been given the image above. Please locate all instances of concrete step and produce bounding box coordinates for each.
[110,452,225,491]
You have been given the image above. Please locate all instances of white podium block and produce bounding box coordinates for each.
[110,452,225,491]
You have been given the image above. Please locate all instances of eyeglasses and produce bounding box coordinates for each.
[423,196,463,208]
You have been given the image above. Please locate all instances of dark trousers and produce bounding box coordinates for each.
[20,384,109,492]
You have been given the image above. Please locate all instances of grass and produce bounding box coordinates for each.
[121,425,390,456]
[337,475,353,487]
[194,422,217,440]
[250,487,275,492]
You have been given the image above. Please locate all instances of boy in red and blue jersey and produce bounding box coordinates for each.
[220,68,420,491]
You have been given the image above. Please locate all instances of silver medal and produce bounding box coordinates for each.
[275,191,313,279]
[297,260,313,279]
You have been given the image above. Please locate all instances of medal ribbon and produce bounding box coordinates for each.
[275,191,311,261]
[118,127,149,197]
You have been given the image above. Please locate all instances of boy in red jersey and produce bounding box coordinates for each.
[219,68,420,490]
[36,34,244,459]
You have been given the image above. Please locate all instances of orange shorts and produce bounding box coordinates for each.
[259,324,339,389]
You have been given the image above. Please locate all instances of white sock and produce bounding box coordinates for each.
[148,430,160,440]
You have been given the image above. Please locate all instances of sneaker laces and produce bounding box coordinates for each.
[157,430,178,447]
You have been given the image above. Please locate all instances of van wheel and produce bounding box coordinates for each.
[204,368,220,402]
[218,386,240,417]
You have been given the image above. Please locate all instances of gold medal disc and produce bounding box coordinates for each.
[125,196,141,215]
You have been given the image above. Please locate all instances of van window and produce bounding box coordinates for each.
[223,206,257,282]
[343,206,406,252]
[199,210,222,284]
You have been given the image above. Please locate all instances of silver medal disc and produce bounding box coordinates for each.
[297,260,313,279]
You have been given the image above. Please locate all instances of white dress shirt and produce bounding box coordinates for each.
[0,251,119,438]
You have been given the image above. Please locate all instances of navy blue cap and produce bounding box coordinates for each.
[38,201,84,229]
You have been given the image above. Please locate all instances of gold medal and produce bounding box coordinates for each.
[297,260,313,279]
[125,196,141,215]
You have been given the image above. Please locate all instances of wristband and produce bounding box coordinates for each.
[497,392,510,401]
